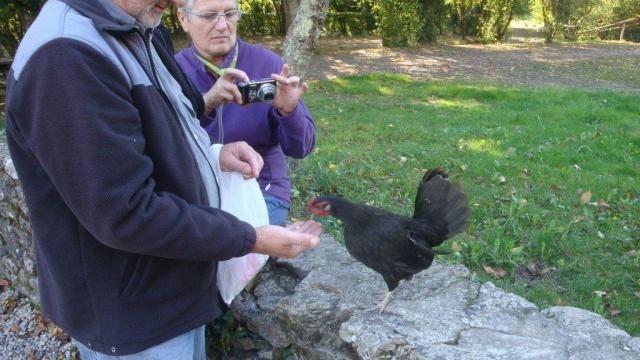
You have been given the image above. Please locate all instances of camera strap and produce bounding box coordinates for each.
[195,42,239,77]
[194,43,239,145]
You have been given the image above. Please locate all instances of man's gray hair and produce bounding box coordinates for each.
[181,0,239,10]
[181,0,194,10]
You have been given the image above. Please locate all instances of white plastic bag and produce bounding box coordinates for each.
[210,144,270,305]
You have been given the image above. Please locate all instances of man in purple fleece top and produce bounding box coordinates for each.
[175,0,316,225]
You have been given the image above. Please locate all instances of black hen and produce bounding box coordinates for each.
[307,168,470,310]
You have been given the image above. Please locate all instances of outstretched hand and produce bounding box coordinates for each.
[253,220,322,259]
[271,64,308,116]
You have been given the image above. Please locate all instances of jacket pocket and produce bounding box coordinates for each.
[119,255,144,298]
[118,256,215,304]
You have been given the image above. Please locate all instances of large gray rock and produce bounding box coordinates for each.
[232,236,640,359]
[0,134,38,302]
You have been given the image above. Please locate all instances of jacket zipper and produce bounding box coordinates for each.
[139,29,222,208]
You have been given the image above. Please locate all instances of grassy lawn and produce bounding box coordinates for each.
[290,74,640,335]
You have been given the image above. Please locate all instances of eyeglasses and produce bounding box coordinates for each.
[186,9,242,24]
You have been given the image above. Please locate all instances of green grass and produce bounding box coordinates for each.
[290,74,640,335]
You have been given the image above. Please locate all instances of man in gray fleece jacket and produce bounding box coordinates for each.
[4,0,321,357]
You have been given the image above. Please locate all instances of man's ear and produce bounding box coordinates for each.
[177,9,189,33]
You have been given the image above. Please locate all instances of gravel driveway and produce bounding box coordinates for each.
[300,36,640,93]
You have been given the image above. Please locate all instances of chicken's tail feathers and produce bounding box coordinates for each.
[422,167,449,183]
[413,168,471,246]
[445,185,471,237]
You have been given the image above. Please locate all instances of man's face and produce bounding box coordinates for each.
[178,0,239,63]
[113,0,176,29]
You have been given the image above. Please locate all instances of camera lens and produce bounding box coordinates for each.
[256,83,276,103]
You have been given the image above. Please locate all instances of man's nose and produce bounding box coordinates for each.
[214,15,229,30]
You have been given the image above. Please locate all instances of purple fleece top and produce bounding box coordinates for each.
[175,40,316,205]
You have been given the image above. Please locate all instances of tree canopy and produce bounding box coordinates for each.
[1,0,639,58]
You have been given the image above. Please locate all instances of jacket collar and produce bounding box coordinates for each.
[60,0,144,33]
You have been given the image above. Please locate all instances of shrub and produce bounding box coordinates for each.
[371,0,424,46]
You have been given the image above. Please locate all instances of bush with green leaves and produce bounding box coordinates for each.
[371,0,424,46]
[528,0,638,43]
[531,0,559,42]
[420,0,448,43]
[477,0,515,42]
[579,0,640,41]
[325,0,376,37]
[0,0,44,57]
[447,0,483,39]
[237,0,283,37]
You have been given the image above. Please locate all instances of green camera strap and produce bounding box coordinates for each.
[193,43,239,145]
[194,42,239,77]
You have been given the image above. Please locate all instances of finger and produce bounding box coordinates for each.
[219,82,242,104]
[271,73,289,85]
[220,91,234,103]
[280,63,289,78]
[240,147,263,178]
[302,222,323,237]
[299,82,308,93]
[247,154,261,178]
[300,234,320,249]
[231,87,244,105]
[297,220,318,233]
[222,68,250,83]
[256,151,264,174]
[285,221,303,231]
[223,156,252,176]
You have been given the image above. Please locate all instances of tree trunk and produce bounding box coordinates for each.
[282,0,328,172]
[282,0,329,79]
[283,0,302,33]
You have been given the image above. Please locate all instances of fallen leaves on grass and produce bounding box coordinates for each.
[580,191,592,204]
[596,199,611,211]
[572,215,586,223]
[604,304,622,317]
[593,290,610,298]
[516,262,556,287]
[483,265,507,279]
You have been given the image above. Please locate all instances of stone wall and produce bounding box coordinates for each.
[0,134,38,302]
[232,237,640,359]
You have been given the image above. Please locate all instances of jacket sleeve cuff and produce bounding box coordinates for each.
[272,103,302,122]
[238,221,257,256]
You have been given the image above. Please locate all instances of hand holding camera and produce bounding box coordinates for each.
[202,68,250,113]
[270,64,307,116]
[203,64,306,115]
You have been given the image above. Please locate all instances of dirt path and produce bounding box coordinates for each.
[259,28,640,93]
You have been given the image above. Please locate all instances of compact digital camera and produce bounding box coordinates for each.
[237,78,277,104]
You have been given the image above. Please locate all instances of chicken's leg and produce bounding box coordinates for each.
[376,289,393,313]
